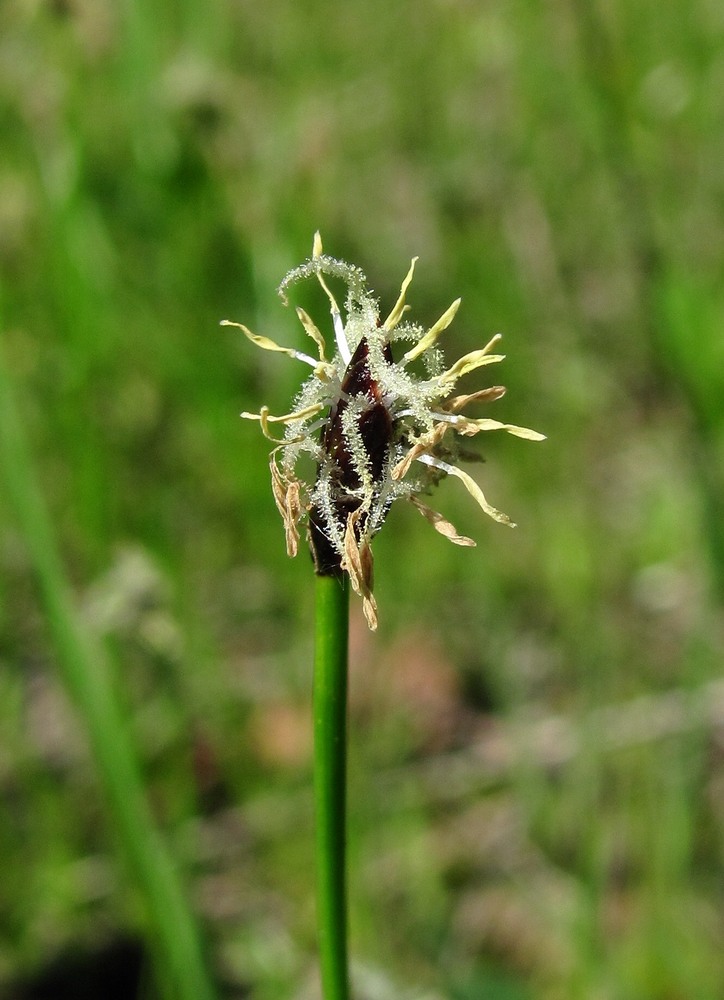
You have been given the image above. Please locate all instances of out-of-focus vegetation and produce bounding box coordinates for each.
[1,0,724,997]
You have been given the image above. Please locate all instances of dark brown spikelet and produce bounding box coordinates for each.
[309,337,394,575]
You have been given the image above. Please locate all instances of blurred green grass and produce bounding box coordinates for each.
[2,0,724,997]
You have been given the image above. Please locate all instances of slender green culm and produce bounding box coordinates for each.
[0,343,217,1000]
[314,572,350,1000]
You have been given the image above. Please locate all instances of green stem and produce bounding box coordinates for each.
[0,345,217,999]
[314,572,351,1000]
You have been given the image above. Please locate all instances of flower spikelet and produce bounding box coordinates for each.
[226,233,545,629]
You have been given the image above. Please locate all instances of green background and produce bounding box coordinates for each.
[1,0,724,997]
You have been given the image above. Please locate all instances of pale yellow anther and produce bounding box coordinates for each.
[241,403,323,442]
[437,343,506,388]
[270,458,302,557]
[341,510,378,630]
[444,386,506,412]
[383,257,418,330]
[391,443,424,481]
[391,424,448,481]
[453,418,547,440]
[403,297,461,363]
[312,231,341,316]
[221,320,293,357]
[222,319,319,368]
[296,306,327,360]
[445,464,516,527]
[409,496,476,547]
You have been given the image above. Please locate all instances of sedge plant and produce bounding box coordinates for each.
[227,233,544,998]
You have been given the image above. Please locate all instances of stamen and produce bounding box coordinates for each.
[296,306,327,360]
[416,454,516,526]
[270,458,301,557]
[443,387,507,412]
[221,320,319,368]
[403,298,461,363]
[340,510,378,630]
[409,496,476,546]
[241,403,323,442]
[383,257,418,330]
[391,423,448,480]
[437,337,506,388]
[312,232,351,364]
[443,416,548,440]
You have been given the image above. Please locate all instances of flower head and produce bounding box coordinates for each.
[225,233,544,629]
